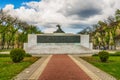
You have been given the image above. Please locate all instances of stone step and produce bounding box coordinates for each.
[27,45,93,54]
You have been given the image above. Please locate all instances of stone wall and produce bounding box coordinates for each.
[28,34,37,48]
[80,35,89,48]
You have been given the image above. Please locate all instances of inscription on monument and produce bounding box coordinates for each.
[37,35,80,43]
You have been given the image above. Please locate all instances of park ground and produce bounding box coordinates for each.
[0,50,119,80]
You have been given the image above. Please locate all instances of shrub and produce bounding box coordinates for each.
[98,51,109,62]
[10,48,26,63]
[92,54,98,56]
[25,53,32,57]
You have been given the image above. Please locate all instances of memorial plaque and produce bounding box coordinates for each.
[37,35,80,43]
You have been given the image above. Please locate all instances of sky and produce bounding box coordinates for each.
[1,0,120,33]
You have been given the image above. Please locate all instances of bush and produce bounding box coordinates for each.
[92,54,98,56]
[10,48,26,63]
[98,51,109,62]
[25,53,32,57]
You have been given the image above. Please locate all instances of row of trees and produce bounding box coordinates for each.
[91,9,120,50]
[79,9,120,50]
[0,10,42,49]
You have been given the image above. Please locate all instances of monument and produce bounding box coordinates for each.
[24,26,93,54]
[24,33,92,54]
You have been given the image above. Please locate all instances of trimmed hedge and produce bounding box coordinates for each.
[98,51,109,62]
[10,48,26,63]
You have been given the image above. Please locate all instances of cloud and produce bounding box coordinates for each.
[61,0,102,19]
[3,0,120,33]
[43,28,57,33]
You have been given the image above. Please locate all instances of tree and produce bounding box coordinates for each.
[115,9,120,21]
[0,10,42,49]
[91,9,120,50]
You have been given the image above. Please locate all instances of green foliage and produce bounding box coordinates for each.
[10,48,26,63]
[92,9,120,50]
[113,52,120,56]
[0,53,32,57]
[25,53,32,57]
[0,54,10,57]
[92,54,98,56]
[0,10,42,50]
[98,51,109,62]
[115,9,120,21]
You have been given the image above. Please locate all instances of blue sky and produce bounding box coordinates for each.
[0,0,40,9]
[1,0,120,33]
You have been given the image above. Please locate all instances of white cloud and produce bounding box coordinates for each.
[43,28,56,33]
[3,0,120,33]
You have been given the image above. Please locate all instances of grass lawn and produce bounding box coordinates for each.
[0,57,39,80]
[81,56,120,80]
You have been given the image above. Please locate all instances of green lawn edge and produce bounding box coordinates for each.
[0,57,39,80]
[81,56,120,80]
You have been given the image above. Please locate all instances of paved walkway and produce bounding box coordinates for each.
[14,54,116,80]
[39,55,91,80]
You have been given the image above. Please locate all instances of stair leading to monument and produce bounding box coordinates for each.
[27,44,93,54]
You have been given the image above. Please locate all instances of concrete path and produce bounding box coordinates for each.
[39,55,91,80]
